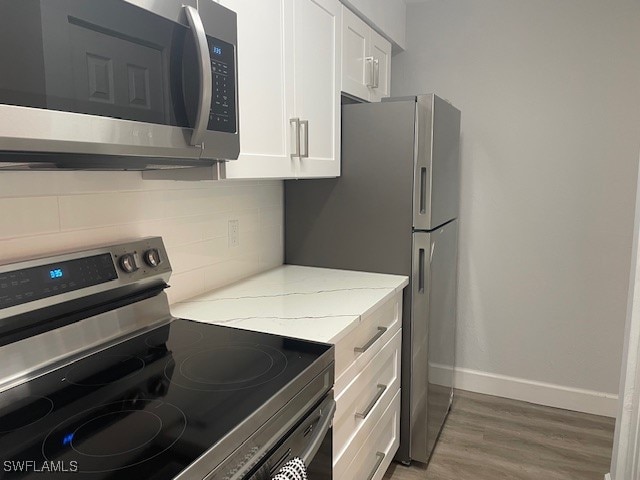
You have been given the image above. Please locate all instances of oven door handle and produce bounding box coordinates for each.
[301,398,336,467]
[184,5,212,147]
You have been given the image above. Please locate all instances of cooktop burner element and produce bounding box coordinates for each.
[71,410,163,456]
[0,395,54,433]
[0,319,332,479]
[41,399,187,473]
[64,355,145,387]
[169,345,288,391]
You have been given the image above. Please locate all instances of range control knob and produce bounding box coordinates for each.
[143,249,161,268]
[119,254,138,274]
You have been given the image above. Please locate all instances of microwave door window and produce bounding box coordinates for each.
[0,0,193,129]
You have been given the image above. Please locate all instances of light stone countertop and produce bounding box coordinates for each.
[170,265,408,344]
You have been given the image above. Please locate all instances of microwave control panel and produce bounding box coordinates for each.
[207,36,237,134]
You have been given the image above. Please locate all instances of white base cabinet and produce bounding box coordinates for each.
[333,292,402,478]
[341,391,401,480]
[341,5,391,102]
[223,0,341,180]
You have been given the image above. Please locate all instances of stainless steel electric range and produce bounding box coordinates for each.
[0,238,334,479]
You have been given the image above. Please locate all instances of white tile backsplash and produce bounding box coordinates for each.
[0,197,60,238]
[0,171,284,304]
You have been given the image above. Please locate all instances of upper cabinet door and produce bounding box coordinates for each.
[341,6,371,102]
[340,6,392,103]
[289,0,341,178]
[369,29,392,102]
[221,0,296,179]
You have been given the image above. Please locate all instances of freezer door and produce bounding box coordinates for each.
[413,95,461,230]
[425,219,458,456]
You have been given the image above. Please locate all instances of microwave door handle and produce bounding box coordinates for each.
[184,6,212,147]
[300,398,336,467]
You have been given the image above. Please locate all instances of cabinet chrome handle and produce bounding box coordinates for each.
[300,119,309,158]
[365,56,375,87]
[184,6,212,147]
[366,452,386,480]
[290,117,301,159]
[373,58,380,88]
[354,326,387,353]
[355,384,387,419]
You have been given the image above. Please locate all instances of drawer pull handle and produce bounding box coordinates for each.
[354,327,387,353]
[366,452,386,480]
[355,384,387,419]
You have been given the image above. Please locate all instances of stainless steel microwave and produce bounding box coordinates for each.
[0,0,239,170]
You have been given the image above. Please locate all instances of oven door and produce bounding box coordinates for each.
[249,394,336,480]
[0,0,239,166]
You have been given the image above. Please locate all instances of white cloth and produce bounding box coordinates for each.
[271,457,307,480]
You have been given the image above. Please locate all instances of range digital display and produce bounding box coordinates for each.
[0,254,118,310]
[48,268,64,280]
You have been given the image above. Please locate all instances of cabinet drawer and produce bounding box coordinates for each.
[333,328,401,463]
[335,292,401,388]
[338,389,401,480]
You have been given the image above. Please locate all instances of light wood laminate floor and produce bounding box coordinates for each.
[383,390,615,480]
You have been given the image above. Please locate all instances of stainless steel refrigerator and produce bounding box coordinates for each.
[284,94,461,465]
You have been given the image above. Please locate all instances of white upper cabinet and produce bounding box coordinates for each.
[341,0,406,50]
[340,6,391,103]
[221,0,295,179]
[224,0,341,179]
[290,0,342,178]
[342,9,371,102]
[369,29,391,102]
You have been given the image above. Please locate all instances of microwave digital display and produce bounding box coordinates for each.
[207,36,237,134]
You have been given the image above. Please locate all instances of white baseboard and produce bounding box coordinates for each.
[605,473,611,480]
[434,365,618,417]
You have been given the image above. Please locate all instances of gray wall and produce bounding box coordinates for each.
[393,0,640,397]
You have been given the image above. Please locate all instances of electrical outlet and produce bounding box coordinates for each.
[228,219,239,247]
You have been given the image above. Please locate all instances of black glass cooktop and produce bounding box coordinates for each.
[0,319,331,479]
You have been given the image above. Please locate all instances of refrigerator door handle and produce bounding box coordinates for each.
[420,167,427,214]
[419,248,426,292]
